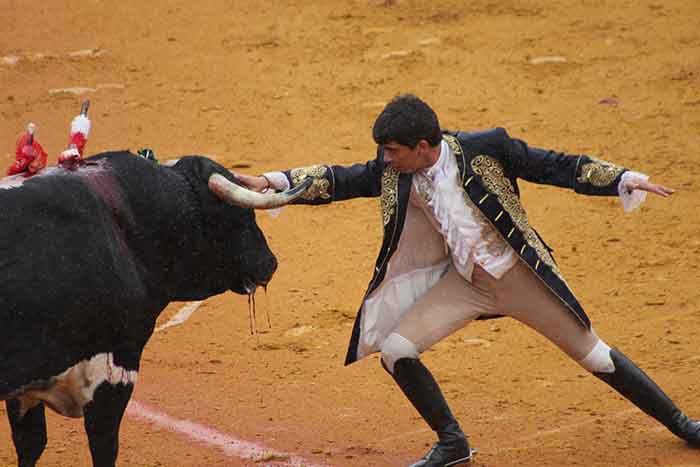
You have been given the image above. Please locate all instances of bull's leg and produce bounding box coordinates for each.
[83,381,134,467]
[5,399,47,467]
[83,348,141,467]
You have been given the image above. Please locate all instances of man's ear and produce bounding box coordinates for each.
[416,139,430,155]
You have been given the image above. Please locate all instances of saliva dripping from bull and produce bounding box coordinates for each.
[207,174,313,335]
[245,283,271,335]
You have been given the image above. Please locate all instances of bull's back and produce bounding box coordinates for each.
[0,155,159,393]
[0,162,126,294]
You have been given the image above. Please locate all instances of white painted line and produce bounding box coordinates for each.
[155,301,203,332]
[494,408,640,453]
[513,408,638,443]
[126,400,322,466]
[48,87,97,95]
[146,303,325,465]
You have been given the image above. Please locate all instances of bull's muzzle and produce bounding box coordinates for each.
[208,173,312,209]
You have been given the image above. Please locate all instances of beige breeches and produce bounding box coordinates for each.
[389,259,600,364]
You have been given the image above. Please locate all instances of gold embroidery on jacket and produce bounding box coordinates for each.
[381,167,399,225]
[576,158,624,187]
[443,134,464,180]
[290,165,331,200]
[471,155,564,281]
[414,175,432,204]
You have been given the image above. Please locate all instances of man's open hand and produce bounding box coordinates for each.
[625,180,675,197]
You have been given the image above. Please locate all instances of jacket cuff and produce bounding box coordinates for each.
[284,165,333,202]
[261,171,290,192]
[574,157,626,195]
[618,171,649,212]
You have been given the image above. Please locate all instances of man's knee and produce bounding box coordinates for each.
[381,332,420,374]
[578,339,615,373]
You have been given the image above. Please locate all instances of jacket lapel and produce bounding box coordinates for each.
[450,133,590,329]
[368,168,411,294]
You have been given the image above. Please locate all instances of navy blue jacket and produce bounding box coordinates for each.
[280,128,628,365]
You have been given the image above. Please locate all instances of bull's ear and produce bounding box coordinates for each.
[208,173,312,209]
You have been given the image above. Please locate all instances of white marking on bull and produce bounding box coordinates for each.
[18,352,138,418]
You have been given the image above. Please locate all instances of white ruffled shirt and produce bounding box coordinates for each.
[413,139,518,281]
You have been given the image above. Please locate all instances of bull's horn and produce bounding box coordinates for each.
[208,173,312,209]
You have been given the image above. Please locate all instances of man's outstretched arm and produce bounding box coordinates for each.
[235,150,386,205]
[505,133,674,212]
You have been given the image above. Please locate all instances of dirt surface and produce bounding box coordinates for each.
[2,0,700,466]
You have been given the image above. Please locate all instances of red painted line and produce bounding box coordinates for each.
[126,400,322,466]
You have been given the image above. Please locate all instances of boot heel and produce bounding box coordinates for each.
[443,447,477,466]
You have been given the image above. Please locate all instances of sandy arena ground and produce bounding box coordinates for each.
[1,0,700,465]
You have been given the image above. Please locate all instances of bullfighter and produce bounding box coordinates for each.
[236,94,696,467]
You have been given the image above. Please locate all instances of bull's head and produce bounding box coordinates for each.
[195,166,311,296]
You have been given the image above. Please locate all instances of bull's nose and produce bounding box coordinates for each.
[258,254,277,284]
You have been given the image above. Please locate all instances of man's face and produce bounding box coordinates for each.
[382,140,430,173]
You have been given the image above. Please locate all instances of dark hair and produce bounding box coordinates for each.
[372,94,442,148]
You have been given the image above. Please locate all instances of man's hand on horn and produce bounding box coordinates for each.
[233,172,272,193]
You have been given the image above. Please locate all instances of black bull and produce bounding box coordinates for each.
[0,152,305,466]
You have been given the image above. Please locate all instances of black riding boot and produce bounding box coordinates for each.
[388,358,474,467]
[594,348,700,445]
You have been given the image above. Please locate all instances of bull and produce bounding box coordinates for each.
[0,152,308,467]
